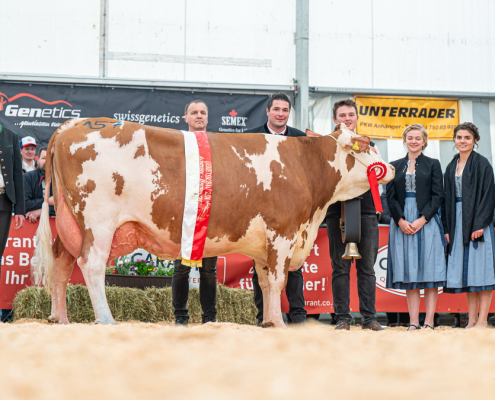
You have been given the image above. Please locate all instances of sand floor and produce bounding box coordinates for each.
[0,320,494,399]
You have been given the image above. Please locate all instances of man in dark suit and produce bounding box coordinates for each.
[244,92,307,326]
[325,99,383,331]
[0,124,26,321]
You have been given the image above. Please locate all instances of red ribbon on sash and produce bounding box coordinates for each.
[189,131,213,262]
[367,162,387,214]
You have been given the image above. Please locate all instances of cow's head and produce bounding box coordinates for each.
[306,123,395,204]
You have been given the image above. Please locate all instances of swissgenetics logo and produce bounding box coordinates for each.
[221,109,248,127]
[0,92,81,120]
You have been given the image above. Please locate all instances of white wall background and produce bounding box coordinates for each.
[1,0,494,92]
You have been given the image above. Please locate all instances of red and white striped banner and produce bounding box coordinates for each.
[180,131,213,267]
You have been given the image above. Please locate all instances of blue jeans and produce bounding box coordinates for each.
[326,214,378,325]
[172,257,217,322]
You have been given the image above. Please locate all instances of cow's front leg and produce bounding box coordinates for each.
[256,263,288,328]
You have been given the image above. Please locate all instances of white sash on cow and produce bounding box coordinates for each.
[179,130,213,267]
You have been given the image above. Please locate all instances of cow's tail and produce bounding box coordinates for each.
[32,125,60,294]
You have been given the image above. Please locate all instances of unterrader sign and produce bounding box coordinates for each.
[355,95,459,140]
[1,218,479,314]
[0,81,268,147]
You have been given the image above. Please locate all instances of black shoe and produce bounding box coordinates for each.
[256,320,263,327]
[290,317,306,325]
[175,317,189,326]
[202,317,216,324]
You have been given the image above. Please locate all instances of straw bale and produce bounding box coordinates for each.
[13,284,258,325]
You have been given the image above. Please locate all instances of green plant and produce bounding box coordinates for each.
[109,255,174,277]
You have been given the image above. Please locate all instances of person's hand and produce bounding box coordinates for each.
[14,214,25,230]
[410,216,427,233]
[471,229,484,241]
[48,196,54,206]
[398,218,415,234]
[445,234,450,244]
[26,209,42,223]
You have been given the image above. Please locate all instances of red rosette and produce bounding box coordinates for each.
[367,162,387,181]
[366,162,387,213]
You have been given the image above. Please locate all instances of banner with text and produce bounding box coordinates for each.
[0,81,268,147]
[355,95,459,140]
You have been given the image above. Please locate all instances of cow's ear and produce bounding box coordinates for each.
[349,136,371,153]
[333,124,342,132]
[306,129,322,137]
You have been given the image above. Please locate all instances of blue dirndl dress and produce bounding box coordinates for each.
[386,172,447,289]
[444,175,495,293]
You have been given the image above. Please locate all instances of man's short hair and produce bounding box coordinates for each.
[184,100,208,115]
[267,92,291,111]
[332,99,358,118]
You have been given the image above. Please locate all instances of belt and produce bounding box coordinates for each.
[0,187,5,194]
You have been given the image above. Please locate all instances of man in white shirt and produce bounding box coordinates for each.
[172,100,218,326]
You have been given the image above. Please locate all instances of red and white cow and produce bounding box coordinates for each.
[33,118,394,327]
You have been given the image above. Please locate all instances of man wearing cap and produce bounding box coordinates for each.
[244,92,307,326]
[172,100,218,326]
[0,124,26,321]
[20,136,37,173]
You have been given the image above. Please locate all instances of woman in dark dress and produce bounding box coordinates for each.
[443,122,495,329]
[386,124,446,331]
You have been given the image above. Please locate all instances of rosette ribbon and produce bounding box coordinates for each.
[366,162,387,213]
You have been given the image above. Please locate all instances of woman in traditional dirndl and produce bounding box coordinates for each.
[386,124,446,331]
[443,122,495,329]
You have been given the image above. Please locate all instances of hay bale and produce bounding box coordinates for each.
[216,284,257,325]
[13,284,258,325]
[13,286,51,320]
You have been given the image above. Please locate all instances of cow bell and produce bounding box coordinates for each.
[342,242,362,260]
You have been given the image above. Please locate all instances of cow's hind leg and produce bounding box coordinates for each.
[48,237,75,324]
[77,236,116,325]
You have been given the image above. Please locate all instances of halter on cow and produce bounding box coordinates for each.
[32,119,394,327]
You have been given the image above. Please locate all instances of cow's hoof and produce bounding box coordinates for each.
[94,319,117,325]
[47,315,69,324]
[261,321,275,328]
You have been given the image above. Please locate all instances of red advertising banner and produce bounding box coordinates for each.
[0,218,84,309]
[1,218,492,313]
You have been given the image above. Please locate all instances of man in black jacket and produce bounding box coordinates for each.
[326,99,383,331]
[244,92,307,326]
[0,124,26,322]
[24,146,55,223]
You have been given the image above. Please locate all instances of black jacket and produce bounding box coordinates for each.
[0,124,25,215]
[386,153,444,225]
[24,168,55,216]
[244,122,305,137]
[442,151,495,253]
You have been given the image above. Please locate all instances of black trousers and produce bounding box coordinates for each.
[326,214,379,326]
[172,257,217,322]
[252,265,307,322]
[0,194,12,265]
[0,194,13,323]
